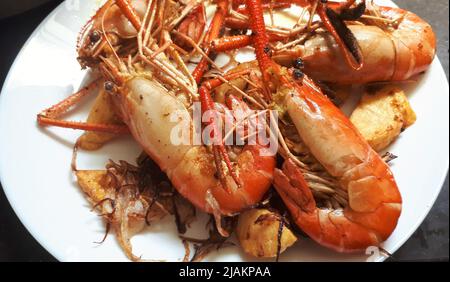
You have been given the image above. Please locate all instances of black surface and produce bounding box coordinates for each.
[0,0,62,262]
[0,0,448,262]
[1,262,448,280]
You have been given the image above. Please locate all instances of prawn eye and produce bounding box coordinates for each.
[89,30,101,43]
[264,45,271,54]
[104,81,115,92]
[293,69,304,80]
[293,58,304,69]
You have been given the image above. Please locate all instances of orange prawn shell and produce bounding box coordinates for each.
[274,78,402,252]
[380,6,436,80]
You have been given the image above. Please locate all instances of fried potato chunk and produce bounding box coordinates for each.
[77,88,124,151]
[236,209,297,258]
[76,170,110,204]
[350,86,417,152]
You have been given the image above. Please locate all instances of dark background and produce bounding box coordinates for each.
[0,0,448,261]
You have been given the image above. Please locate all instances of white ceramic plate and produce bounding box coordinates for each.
[0,0,448,262]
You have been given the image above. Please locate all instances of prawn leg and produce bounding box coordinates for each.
[192,0,230,84]
[199,70,252,191]
[115,0,142,30]
[236,1,292,14]
[228,0,364,69]
[37,80,128,134]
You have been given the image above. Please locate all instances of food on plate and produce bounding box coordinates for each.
[77,87,124,150]
[259,1,437,84]
[76,169,110,204]
[36,0,436,260]
[350,86,416,151]
[242,1,401,252]
[236,209,297,258]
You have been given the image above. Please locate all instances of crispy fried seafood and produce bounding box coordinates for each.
[37,0,435,261]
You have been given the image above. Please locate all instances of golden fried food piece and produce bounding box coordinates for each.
[350,86,417,152]
[77,88,124,151]
[76,170,111,204]
[236,209,297,258]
